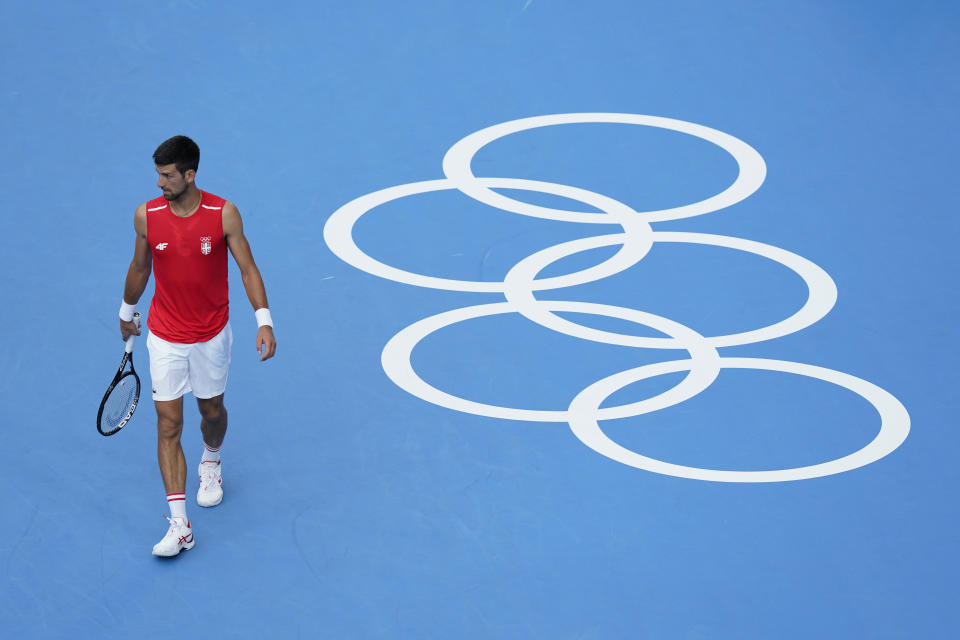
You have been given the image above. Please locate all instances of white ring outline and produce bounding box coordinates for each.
[323,177,653,293]
[381,301,721,423]
[567,357,911,482]
[442,113,767,223]
[503,231,838,348]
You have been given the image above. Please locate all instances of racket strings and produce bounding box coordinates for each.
[101,375,138,431]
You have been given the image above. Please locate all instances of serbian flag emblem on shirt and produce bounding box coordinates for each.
[200,236,212,255]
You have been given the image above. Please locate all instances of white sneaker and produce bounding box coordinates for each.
[152,516,194,557]
[197,461,223,507]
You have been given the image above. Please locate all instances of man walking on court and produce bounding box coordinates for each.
[118,135,277,557]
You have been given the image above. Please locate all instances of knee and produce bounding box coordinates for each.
[199,398,226,424]
[157,415,183,440]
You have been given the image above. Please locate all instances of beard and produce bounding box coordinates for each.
[162,185,187,201]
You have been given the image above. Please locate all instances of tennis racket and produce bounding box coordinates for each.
[97,312,142,436]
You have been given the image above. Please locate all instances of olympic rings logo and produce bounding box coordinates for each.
[324,113,910,482]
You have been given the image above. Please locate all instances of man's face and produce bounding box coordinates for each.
[155,163,194,201]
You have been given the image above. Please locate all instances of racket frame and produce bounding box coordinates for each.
[97,312,142,436]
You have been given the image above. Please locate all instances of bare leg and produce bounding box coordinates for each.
[155,397,186,494]
[197,394,227,450]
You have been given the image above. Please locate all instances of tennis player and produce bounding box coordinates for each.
[117,135,277,557]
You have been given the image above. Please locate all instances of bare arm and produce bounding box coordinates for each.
[223,201,276,361]
[120,204,151,340]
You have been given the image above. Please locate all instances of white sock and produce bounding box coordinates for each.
[201,442,220,464]
[167,492,187,522]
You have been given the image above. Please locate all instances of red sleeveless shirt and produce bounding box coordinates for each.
[145,191,229,343]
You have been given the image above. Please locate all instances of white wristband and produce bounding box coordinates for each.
[255,308,273,328]
[119,300,136,322]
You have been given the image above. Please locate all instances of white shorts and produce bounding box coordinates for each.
[146,323,233,401]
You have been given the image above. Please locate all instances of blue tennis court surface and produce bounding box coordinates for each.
[2,1,958,637]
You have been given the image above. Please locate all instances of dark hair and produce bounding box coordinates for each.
[153,135,200,174]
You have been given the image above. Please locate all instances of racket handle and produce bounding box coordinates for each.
[125,312,141,353]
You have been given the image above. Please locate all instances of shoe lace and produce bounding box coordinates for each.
[199,462,219,490]
[161,515,185,536]
[159,515,191,546]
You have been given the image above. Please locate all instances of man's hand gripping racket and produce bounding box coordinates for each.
[97,312,142,436]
